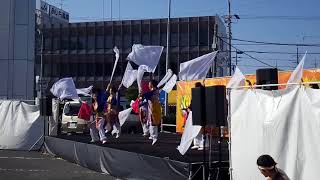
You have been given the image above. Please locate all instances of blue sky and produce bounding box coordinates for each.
[46,0,320,74]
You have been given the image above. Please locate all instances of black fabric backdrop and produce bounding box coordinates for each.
[45,136,190,180]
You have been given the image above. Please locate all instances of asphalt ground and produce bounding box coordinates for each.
[0,150,119,180]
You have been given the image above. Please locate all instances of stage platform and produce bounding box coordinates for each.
[45,133,230,180]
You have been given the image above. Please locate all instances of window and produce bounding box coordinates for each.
[132,24,140,44]
[142,24,150,45]
[105,26,113,48]
[96,26,104,49]
[151,24,159,45]
[114,26,122,47]
[69,27,77,50]
[87,26,95,49]
[78,27,86,50]
[199,21,208,46]
[160,23,167,46]
[170,23,178,47]
[61,28,69,50]
[189,23,198,46]
[123,25,131,48]
[179,23,188,47]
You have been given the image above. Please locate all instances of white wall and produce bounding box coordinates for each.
[0,0,35,100]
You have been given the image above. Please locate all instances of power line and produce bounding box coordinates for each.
[218,37,276,68]
[220,36,320,47]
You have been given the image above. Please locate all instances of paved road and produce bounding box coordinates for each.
[0,150,119,180]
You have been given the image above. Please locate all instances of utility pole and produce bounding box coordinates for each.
[162,0,171,132]
[228,0,232,76]
[110,0,113,21]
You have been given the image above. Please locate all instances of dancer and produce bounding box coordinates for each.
[89,92,107,144]
[105,85,121,138]
[141,80,161,145]
[139,93,150,137]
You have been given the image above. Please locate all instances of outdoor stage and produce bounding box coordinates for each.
[45,133,230,180]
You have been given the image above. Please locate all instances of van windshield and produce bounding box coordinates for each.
[64,103,81,116]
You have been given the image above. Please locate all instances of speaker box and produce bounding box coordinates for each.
[191,86,206,126]
[40,97,52,116]
[256,68,278,90]
[205,86,227,126]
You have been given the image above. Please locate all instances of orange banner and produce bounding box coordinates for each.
[176,69,320,133]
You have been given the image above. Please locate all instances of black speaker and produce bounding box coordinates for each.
[191,85,206,126]
[256,68,278,90]
[40,97,52,116]
[205,86,227,126]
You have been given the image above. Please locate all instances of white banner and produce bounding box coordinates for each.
[179,51,218,81]
[162,74,177,93]
[110,46,120,84]
[120,63,138,89]
[231,87,320,180]
[127,44,163,73]
[177,112,202,155]
[76,85,93,96]
[227,66,245,89]
[118,108,133,126]
[287,52,306,88]
[157,69,173,88]
[50,77,79,100]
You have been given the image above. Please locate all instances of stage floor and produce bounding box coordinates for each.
[55,132,229,163]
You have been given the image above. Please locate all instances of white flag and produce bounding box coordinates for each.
[110,46,120,83]
[76,85,93,96]
[137,65,150,92]
[177,111,202,155]
[118,108,133,126]
[162,74,177,93]
[127,44,163,73]
[226,67,245,89]
[287,52,306,87]
[157,69,173,88]
[121,62,138,88]
[179,51,218,81]
[50,77,79,100]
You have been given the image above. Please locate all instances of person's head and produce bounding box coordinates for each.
[149,80,158,90]
[257,155,277,177]
[195,82,203,88]
[109,86,117,95]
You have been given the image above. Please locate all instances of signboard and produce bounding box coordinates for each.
[37,0,69,22]
[176,69,320,133]
[49,5,69,22]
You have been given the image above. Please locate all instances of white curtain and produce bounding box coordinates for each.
[231,86,320,180]
[0,100,42,150]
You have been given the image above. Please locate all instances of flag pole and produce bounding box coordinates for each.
[163,0,171,132]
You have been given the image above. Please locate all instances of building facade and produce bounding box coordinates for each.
[36,16,228,91]
[0,0,35,100]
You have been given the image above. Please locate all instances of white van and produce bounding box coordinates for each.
[61,101,89,134]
